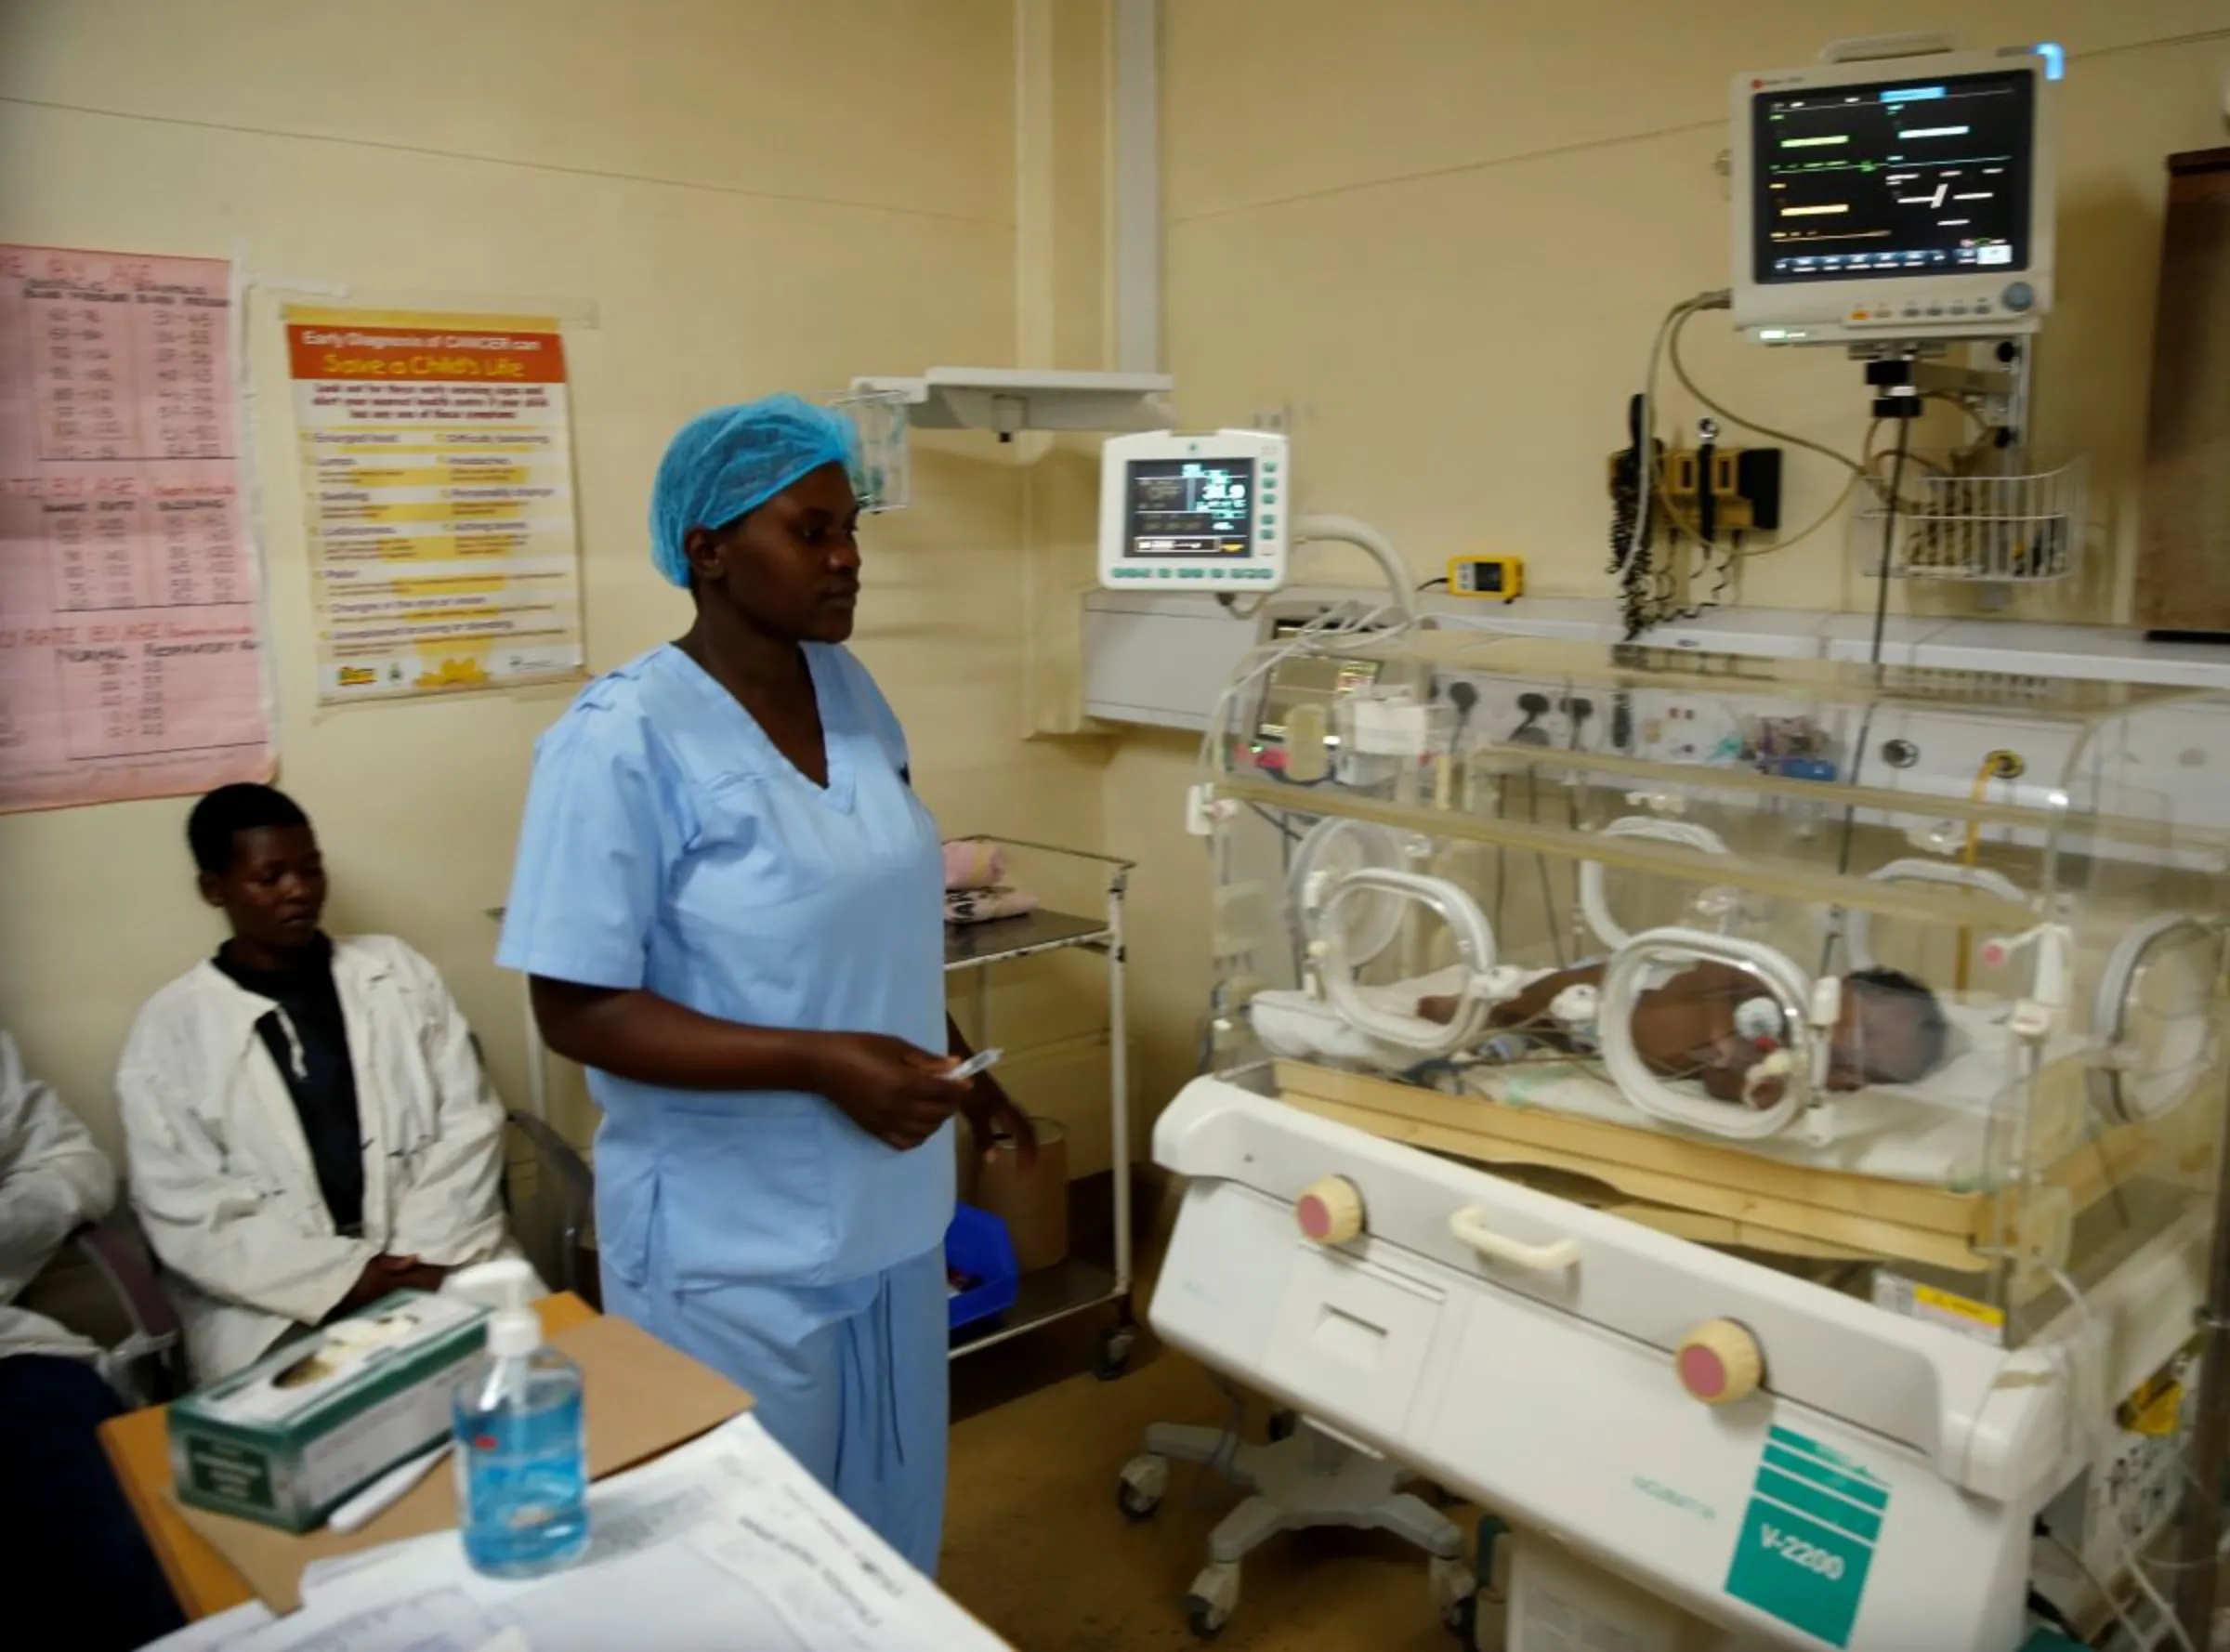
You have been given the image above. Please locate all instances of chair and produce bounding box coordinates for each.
[16,1218,187,1405]
[504,1110,598,1309]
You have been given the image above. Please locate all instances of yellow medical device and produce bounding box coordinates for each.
[1447,555,1525,601]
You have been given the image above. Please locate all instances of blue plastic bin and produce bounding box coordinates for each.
[945,1203,1020,1331]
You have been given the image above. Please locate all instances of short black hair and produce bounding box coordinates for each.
[187,783,309,876]
[1846,966,1949,1082]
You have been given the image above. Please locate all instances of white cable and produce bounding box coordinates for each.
[1629,290,1737,578]
[1667,300,1867,478]
[2044,1265,2202,1652]
[1292,515,1420,623]
[2046,1532,2158,1652]
[1628,287,1871,590]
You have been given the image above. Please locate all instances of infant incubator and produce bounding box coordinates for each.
[1146,629,2230,1649]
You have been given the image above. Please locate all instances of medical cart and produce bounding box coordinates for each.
[943,836,1139,1379]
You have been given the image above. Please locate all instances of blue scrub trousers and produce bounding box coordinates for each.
[604,1244,950,1575]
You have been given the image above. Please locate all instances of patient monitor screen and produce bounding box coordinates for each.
[1751,70,2033,283]
[1122,458,1256,557]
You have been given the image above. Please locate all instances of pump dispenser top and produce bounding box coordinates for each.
[452,1258,543,1358]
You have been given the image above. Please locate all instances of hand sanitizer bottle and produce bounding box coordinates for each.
[450,1259,588,1578]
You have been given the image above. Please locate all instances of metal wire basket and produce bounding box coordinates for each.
[1853,452,2087,583]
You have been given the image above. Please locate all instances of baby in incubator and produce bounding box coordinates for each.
[1418,962,1948,1108]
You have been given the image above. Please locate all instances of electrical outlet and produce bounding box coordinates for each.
[1249,404,1291,435]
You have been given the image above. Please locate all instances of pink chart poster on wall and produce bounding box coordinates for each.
[0,243,272,814]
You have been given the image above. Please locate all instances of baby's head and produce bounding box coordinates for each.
[1827,967,1949,1091]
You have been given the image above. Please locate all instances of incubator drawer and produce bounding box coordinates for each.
[1263,1244,1446,1434]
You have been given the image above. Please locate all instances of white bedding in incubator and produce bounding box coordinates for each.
[1251,963,2089,1190]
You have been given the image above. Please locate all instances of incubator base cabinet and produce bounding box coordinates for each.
[1145,634,2230,1648]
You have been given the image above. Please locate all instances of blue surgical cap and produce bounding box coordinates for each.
[649,394,861,587]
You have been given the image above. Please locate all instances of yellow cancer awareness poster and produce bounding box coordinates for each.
[285,307,584,702]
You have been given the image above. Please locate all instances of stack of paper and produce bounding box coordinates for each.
[147,1415,1010,1652]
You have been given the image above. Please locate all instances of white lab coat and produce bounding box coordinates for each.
[117,935,517,1382]
[0,1030,117,1363]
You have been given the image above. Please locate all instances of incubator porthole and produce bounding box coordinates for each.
[1286,819,1430,968]
[2092,915,2223,1123]
[1844,860,2031,977]
[1882,739,1920,769]
[1599,931,1819,1140]
[1579,817,1735,952]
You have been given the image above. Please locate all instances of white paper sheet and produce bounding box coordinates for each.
[215,1415,1007,1652]
[139,1599,276,1652]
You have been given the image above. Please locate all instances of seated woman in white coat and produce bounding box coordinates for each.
[118,783,522,1381]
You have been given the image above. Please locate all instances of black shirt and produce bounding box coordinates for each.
[212,936,367,1236]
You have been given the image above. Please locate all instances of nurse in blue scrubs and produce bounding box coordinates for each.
[497,394,1030,1574]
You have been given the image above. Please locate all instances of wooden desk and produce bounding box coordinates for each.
[100,1291,598,1620]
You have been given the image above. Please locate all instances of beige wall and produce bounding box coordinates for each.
[1104,2,2230,1123]
[0,0,1112,1153]
[8,2,2225,1170]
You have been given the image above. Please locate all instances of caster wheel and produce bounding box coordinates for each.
[1117,1452,1168,1521]
[1183,1562,1240,1639]
[1095,1323,1138,1382]
[1430,1554,1476,1629]
[1444,1593,1477,1644]
[1184,1596,1228,1640]
[1266,1409,1298,1442]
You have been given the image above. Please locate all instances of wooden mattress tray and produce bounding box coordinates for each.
[1274,1060,2200,1276]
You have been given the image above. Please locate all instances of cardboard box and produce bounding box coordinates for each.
[167,1290,487,1532]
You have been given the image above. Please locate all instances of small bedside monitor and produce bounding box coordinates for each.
[1098,429,1291,593]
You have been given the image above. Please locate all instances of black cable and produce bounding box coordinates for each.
[1417,576,1449,593]
[1609,393,1660,639]
[1867,413,1915,668]
[1245,801,1305,843]
[1707,531,1738,613]
[1524,767,1567,968]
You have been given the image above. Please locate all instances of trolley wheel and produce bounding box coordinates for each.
[1266,1409,1298,1442]
[1095,1323,1138,1382]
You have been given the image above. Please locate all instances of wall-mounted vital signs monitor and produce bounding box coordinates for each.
[1098,429,1291,593]
[1730,45,2057,344]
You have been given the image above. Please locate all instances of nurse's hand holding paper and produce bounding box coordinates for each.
[498,395,999,1577]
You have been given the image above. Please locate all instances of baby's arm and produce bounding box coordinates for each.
[1417,963,1606,1028]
